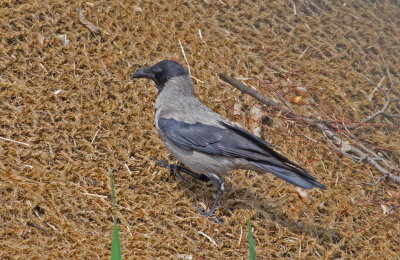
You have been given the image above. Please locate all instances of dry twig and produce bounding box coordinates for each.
[0,136,30,146]
[347,85,400,129]
[178,39,191,77]
[198,231,218,247]
[219,74,400,184]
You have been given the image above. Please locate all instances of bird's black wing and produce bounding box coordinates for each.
[158,118,269,160]
[158,118,325,189]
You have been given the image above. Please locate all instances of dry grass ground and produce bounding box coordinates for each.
[1,0,399,259]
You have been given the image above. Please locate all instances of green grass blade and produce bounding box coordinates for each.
[247,219,256,260]
[111,218,121,260]
[110,174,122,260]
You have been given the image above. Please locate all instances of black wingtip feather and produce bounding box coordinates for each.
[250,161,326,189]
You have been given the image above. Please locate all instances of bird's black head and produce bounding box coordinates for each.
[131,60,188,91]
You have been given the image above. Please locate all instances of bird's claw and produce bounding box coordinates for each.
[195,205,211,216]
[151,157,188,183]
[195,205,223,224]
[173,168,189,183]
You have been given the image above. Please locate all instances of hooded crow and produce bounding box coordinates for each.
[132,60,326,221]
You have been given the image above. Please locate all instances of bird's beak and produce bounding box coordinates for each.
[131,67,154,79]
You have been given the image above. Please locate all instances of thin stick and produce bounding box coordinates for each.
[190,75,204,84]
[238,226,243,246]
[101,60,111,77]
[368,76,385,101]
[381,55,393,86]
[27,221,49,235]
[335,174,340,186]
[82,192,108,199]
[198,231,218,247]
[302,134,319,143]
[178,39,191,76]
[219,74,282,109]
[46,222,58,232]
[297,46,309,60]
[351,69,372,83]
[124,163,132,174]
[198,29,205,43]
[126,223,133,237]
[0,136,30,146]
[91,128,100,144]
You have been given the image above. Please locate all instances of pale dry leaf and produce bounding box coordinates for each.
[248,105,263,137]
[133,6,143,11]
[295,86,308,93]
[293,96,303,104]
[340,141,352,153]
[77,7,101,34]
[56,34,69,46]
[177,254,193,260]
[318,201,328,209]
[37,33,45,45]
[233,99,243,116]
[381,204,395,215]
[295,187,310,204]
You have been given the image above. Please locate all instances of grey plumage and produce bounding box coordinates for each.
[132,60,326,221]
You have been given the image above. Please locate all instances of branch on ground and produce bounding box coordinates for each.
[347,84,400,129]
[219,73,400,184]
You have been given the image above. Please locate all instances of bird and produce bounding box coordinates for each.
[132,60,326,222]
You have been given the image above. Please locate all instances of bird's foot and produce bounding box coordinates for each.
[172,165,188,183]
[195,205,224,224]
[150,157,210,182]
[151,157,188,182]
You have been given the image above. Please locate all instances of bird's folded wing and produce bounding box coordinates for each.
[159,118,304,169]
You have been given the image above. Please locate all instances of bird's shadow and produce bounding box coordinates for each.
[164,171,342,246]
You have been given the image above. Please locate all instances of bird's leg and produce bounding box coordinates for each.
[176,165,210,182]
[151,158,209,182]
[196,173,224,224]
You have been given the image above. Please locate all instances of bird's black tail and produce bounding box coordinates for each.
[218,121,326,189]
[249,161,326,189]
